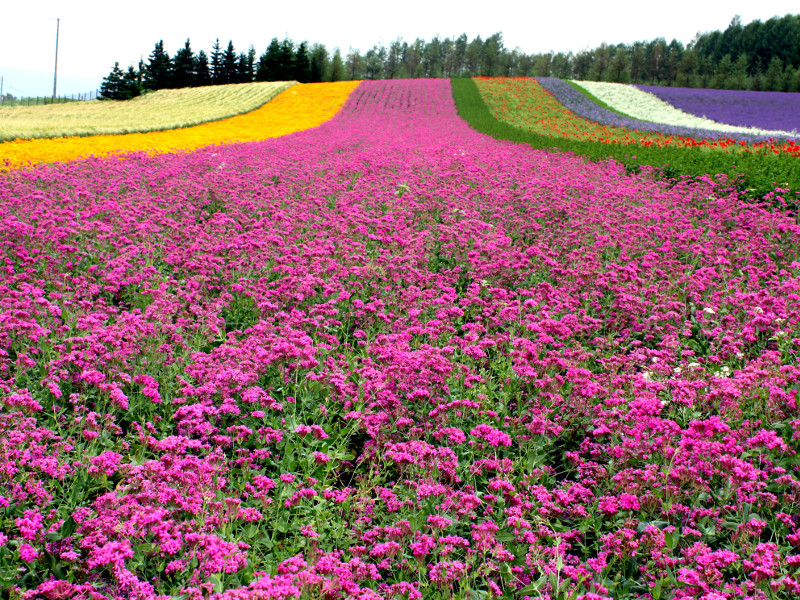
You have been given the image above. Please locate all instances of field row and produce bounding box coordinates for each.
[0,82,295,141]
[2,78,800,599]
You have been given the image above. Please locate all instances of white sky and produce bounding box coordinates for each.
[1,0,798,96]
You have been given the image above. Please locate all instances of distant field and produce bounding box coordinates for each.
[0,81,295,141]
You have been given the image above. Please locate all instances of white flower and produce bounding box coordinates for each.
[702,307,716,316]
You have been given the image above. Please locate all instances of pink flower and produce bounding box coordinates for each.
[470,424,512,447]
[19,543,40,562]
[312,451,330,464]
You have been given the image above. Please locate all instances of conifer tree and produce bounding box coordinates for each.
[100,63,142,100]
[210,39,223,84]
[257,38,283,81]
[121,66,143,99]
[173,39,197,88]
[237,46,256,83]
[99,63,125,100]
[144,40,172,90]
[278,38,295,80]
[222,41,238,84]
[309,43,330,82]
[330,48,345,81]
[196,50,212,86]
[294,42,312,83]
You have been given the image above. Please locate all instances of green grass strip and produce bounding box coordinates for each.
[450,77,800,207]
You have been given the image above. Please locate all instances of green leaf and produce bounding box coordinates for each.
[517,575,547,595]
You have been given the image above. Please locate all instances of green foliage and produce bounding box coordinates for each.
[99,62,143,100]
[451,77,800,207]
[172,39,197,88]
[144,40,172,91]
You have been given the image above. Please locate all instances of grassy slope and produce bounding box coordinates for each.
[451,78,800,207]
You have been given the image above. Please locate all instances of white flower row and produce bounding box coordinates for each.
[571,80,798,139]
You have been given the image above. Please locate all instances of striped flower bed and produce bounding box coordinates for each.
[572,80,800,141]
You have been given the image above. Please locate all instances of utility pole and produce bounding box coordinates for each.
[52,17,60,99]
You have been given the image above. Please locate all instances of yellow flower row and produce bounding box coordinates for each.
[1,81,360,170]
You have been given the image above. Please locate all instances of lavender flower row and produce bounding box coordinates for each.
[637,84,800,133]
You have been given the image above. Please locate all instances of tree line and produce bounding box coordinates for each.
[100,38,344,100]
[100,13,800,100]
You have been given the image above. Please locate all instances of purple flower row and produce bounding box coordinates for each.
[637,84,800,133]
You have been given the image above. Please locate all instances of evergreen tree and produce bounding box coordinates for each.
[257,38,283,81]
[330,48,345,81]
[764,56,784,91]
[789,66,800,93]
[221,40,238,84]
[210,38,223,84]
[235,52,248,83]
[99,63,125,100]
[730,52,749,89]
[196,50,212,86]
[675,47,699,87]
[712,54,732,88]
[173,39,196,88]
[278,38,295,80]
[243,45,257,82]
[100,63,142,100]
[121,66,143,99]
[482,33,504,76]
[294,42,312,83]
[309,43,330,82]
[784,65,798,92]
[144,40,172,90]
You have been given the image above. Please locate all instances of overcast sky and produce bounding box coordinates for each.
[1,0,798,96]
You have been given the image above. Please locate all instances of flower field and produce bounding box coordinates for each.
[0,81,358,170]
[2,77,800,600]
[0,82,295,142]
[570,81,799,141]
[536,78,787,144]
[636,86,800,134]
